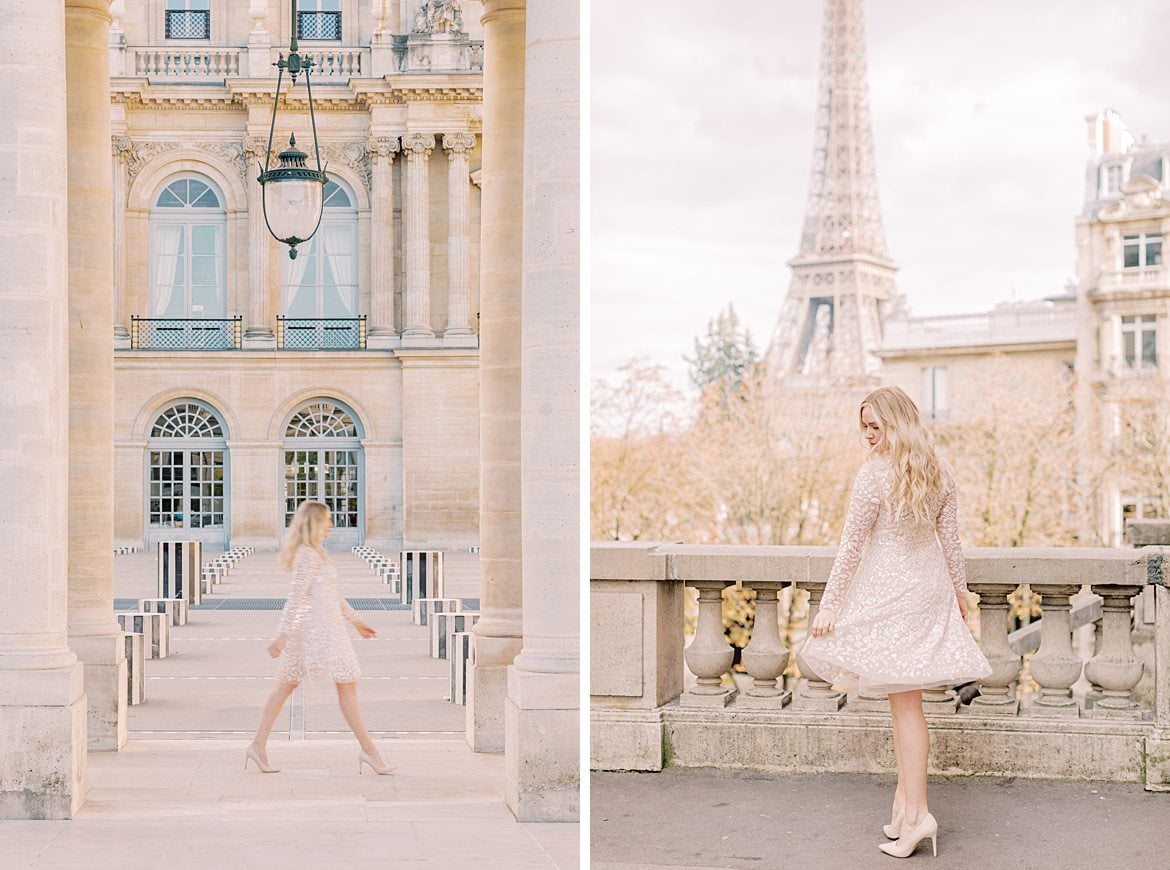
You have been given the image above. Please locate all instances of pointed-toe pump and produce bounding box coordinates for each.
[244,746,280,773]
[884,805,904,839]
[358,749,395,775]
[878,812,937,858]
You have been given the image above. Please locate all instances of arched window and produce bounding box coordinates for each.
[283,399,364,548]
[282,179,358,318]
[150,175,227,318]
[147,400,229,547]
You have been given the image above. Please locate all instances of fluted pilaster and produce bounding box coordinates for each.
[401,132,435,338]
[111,135,131,347]
[443,132,476,337]
[368,135,400,342]
[243,135,274,347]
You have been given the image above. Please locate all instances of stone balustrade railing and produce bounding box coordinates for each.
[591,542,1170,791]
[128,47,241,79]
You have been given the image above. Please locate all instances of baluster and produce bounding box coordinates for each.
[921,684,959,715]
[792,581,846,712]
[968,583,1022,715]
[1085,584,1145,719]
[681,580,736,707]
[738,581,791,709]
[1027,584,1083,717]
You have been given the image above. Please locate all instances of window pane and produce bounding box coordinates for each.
[1124,240,1140,269]
[322,282,356,316]
[1124,331,1136,364]
[286,283,318,317]
[191,225,218,255]
[190,283,223,317]
[191,254,217,288]
[1143,328,1157,366]
[1147,238,1162,266]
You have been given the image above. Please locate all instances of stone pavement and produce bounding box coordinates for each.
[592,767,1167,870]
[0,550,578,868]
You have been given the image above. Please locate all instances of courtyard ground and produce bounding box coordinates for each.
[0,550,578,869]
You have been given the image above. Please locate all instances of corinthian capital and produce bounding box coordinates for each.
[112,134,132,160]
[401,132,436,158]
[442,132,476,160]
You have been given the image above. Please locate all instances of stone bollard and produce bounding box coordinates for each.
[118,611,170,659]
[124,632,145,705]
[412,597,461,627]
[399,550,444,607]
[431,611,480,660]
[139,598,188,627]
[158,540,202,605]
[450,631,473,704]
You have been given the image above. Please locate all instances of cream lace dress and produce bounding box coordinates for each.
[274,545,362,684]
[799,455,991,695]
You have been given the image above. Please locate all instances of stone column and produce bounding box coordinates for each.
[246,0,272,78]
[443,132,476,340]
[0,0,88,818]
[401,132,436,339]
[66,0,127,754]
[469,0,526,753]
[244,135,275,348]
[111,135,132,348]
[504,0,579,821]
[367,135,400,348]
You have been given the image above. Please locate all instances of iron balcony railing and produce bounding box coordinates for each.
[297,10,342,40]
[164,9,211,40]
[130,316,242,350]
[277,316,367,350]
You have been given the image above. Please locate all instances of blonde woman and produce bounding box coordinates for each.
[246,500,393,775]
[800,386,990,859]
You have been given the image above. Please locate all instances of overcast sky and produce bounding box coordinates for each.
[589,0,1168,392]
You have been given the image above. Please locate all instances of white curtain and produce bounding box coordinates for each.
[321,222,356,315]
[151,224,183,315]
[282,236,314,315]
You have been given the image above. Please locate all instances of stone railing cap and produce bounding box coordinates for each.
[590,542,672,581]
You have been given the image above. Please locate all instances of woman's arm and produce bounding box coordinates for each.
[935,479,970,605]
[819,461,883,616]
[271,547,317,653]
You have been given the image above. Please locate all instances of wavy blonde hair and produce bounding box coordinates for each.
[861,386,947,525]
[280,500,330,570]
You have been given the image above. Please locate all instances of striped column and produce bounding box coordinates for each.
[432,611,481,660]
[401,132,436,338]
[412,597,461,627]
[123,632,144,705]
[399,550,444,606]
[450,632,474,705]
[139,598,188,627]
[158,541,202,605]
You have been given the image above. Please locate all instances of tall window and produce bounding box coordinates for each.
[165,0,210,39]
[921,366,950,422]
[283,400,363,546]
[1101,163,1124,196]
[1123,233,1163,269]
[147,401,228,546]
[151,176,226,318]
[1122,315,1157,368]
[298,0,342,40]
[282,179,357,318]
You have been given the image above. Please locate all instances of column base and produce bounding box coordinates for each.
[242,329,276,350]
[466,634,522,752]
[442,332,479,348]
[113,326,130,350]
[366,331,403,350]
[735,690,792,710]
[400,331,441,348]
[69,633,128,751]
[1145,728,1170,792]
[0,663,87,819]
[504,666,579,822]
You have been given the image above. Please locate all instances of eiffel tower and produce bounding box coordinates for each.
[768,0,901,382]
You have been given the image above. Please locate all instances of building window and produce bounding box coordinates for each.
[283,400,364,546]
[1102,163,1124,196]
[1121,315,1157,368]
[921,366,949,422]
[147,401,228,545]
[165,0,211,39]
[282,179,357,318]
[150,176,226,318]
[297,0,342,40]
[1122,233,1163,269]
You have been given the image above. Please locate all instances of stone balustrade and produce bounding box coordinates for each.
[591,542,1170,791]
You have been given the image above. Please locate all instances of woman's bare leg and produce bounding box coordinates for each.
[888,689,929,827]
[251,680,298,761]
[890,699,905,822]
[336,681,382,762]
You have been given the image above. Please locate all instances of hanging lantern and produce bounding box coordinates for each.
[257,0,327,260]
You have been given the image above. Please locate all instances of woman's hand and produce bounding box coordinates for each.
[956,592,969,621]
[810,608,836,638]
[355,621,377,639]
[267,635,287,659]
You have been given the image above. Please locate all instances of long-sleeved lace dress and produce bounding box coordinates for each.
[799,455,991,695]
[274,545,362,683]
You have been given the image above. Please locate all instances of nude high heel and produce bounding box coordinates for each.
[878,812,937,858]
[884,804,904,839]
[244,745,280,773]
[358,749,394,775]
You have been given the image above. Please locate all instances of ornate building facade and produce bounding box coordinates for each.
[109,0,486,552]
